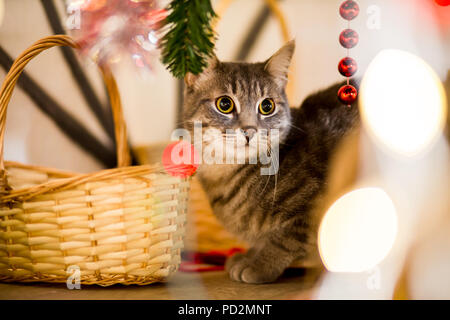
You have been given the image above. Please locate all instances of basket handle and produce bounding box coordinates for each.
[0,35,131,191]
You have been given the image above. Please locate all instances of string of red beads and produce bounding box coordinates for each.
[338,0,359,106]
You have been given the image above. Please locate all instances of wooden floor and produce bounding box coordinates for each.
[0,268,322,300]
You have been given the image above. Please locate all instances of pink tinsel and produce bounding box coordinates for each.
[66,0,166,70]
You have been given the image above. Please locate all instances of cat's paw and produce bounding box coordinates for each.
[225,253,280,284]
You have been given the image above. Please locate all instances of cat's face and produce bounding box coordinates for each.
[182,41,295,164]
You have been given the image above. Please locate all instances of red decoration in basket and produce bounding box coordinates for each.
[162,141,199,178]
[338,84,358,105]
[339,0,360,20]
[339,29,359,49]
[67,0,166,70]
[338,57,358,77]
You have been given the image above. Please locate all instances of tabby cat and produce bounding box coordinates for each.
[182,40,360,283]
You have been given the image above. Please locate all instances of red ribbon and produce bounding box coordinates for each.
[179,248,245,272]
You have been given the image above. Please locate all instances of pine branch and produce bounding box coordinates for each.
[160,0,217,78]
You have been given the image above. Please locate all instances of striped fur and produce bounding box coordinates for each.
[182,41,359,283]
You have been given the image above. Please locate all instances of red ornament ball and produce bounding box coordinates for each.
[338,57,358,77]
[162,141,199,178]
[339,29,359,49]
[338,85,358,105]
[339,0,360,20]
[435,0,450,6]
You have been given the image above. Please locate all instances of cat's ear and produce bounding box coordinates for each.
[184,54,219,88]
[264,40,295,87]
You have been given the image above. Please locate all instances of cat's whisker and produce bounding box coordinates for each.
[266,144,280,205]
[174,119,197,128]
[287,123,306,133]
[202,135,223,142]
[261,174,272,195]
[272,174,278,206]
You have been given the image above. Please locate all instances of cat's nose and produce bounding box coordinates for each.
[242,126,257,143]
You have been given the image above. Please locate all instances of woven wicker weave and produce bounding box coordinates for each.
[133,144,248,253]
[0,35,189,286]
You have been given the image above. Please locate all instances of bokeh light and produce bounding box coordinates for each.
[359,49,447,157]
[318,187,398,273]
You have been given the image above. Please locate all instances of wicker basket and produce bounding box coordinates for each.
[0,35,189,286]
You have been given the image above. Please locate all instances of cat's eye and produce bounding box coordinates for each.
[215,96,235,114]
[259,98,275,115]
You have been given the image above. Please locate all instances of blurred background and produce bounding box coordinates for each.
[2,0,447,172]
